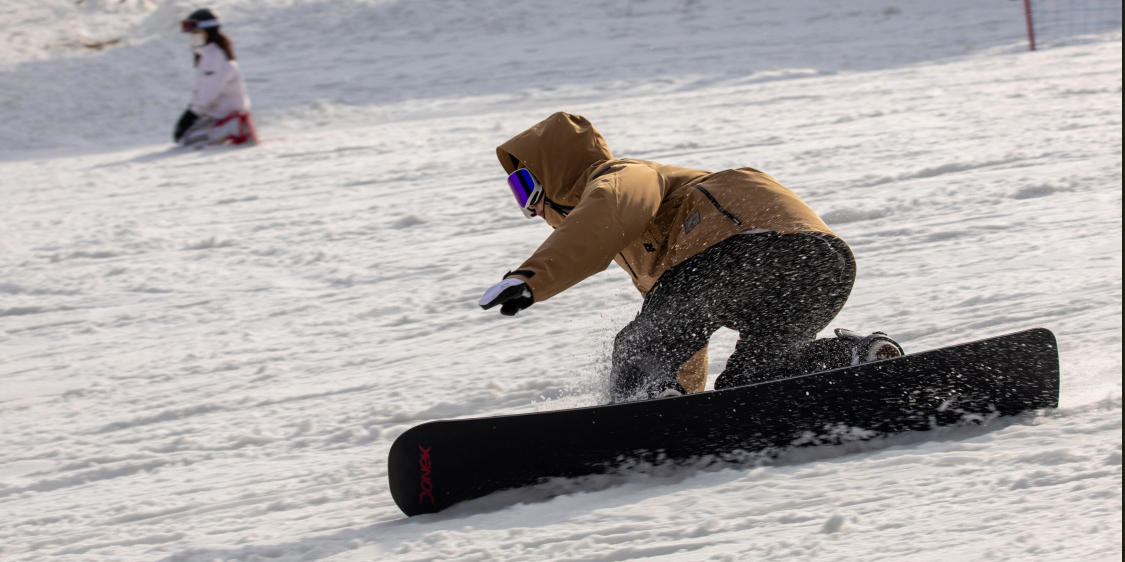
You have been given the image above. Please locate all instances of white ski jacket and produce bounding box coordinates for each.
[190,43,250,119]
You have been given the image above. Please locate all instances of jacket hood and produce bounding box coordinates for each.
[496,112,614,208]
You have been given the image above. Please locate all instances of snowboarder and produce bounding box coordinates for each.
[173,9,257,148]
[479,112,903,403]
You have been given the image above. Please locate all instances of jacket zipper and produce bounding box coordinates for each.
[694,185,742,226]
[618,253,639,279]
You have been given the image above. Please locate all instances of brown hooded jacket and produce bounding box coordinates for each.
[496,112,846,391]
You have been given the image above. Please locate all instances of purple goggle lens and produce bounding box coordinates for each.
[507,168,544,218]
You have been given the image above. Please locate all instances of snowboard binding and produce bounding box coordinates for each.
[834,328,905,365]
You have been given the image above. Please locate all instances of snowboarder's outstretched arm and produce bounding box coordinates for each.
[500,163,664,305]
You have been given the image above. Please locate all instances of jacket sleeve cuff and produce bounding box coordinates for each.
[501,270,540,301]
[503,269,536,280]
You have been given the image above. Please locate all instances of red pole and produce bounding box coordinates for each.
[1024,0,1037,51]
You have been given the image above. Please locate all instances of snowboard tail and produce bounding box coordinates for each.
[388,328,1059,516]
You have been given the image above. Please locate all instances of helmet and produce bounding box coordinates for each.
[181,8,221,32]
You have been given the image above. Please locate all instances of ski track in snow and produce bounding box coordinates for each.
[0,1,1120,561]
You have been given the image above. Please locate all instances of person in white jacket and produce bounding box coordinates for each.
[174,9,257,147]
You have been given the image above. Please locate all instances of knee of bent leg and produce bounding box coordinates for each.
[611,326,650,364]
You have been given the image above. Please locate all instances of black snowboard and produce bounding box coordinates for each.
[388,328,1059,516]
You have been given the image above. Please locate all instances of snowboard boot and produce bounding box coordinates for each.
[834,329,905,365]
[655,381,688,398]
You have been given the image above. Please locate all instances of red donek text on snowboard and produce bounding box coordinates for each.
[419,446,434,504]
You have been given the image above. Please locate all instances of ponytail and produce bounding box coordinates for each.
[205,28,236,61]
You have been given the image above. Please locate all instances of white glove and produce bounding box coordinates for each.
[479,278,534,316]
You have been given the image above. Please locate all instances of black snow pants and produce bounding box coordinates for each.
[610,231,856,403]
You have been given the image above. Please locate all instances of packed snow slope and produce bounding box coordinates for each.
[0,1,1121,561]
[1,0,1095,151]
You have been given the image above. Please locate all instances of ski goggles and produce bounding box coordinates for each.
[507,168,544,219]
[181,18,220,32]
